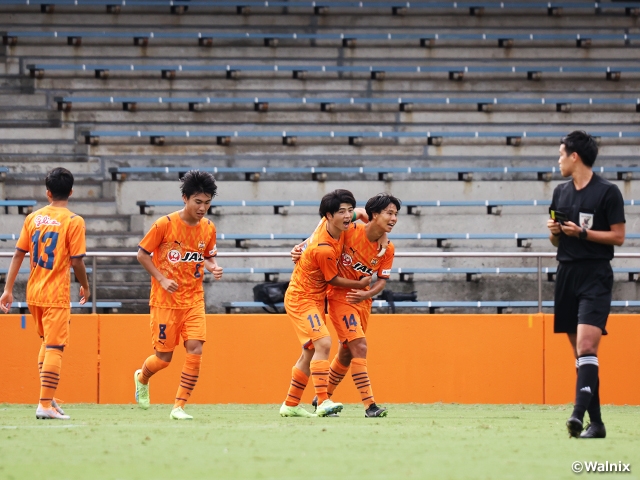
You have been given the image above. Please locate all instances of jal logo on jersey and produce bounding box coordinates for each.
[34,215,61,228]
[352,262,373,276]
[341,253,353,266]
[167,250,205,263]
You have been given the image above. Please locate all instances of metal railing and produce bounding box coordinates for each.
[3,250,640,313]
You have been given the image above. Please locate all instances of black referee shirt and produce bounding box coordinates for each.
[550,174,625,262]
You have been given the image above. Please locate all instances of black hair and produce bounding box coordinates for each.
[365,193,401,220]
[319,189,356,218]
[180,170,218,199]
[45,167,74,201]
[561,130,598,167]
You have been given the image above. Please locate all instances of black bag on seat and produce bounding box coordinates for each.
[252,282,289,313]
[376,289,417,313]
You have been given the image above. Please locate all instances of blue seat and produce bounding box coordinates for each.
[212,232,640,248]
[84,129,640,146]
[10,301,121,313]
[223,299,640,314]
[2,0,639,15]
[0,200,37,214]
[136,198,640,216]
[59,95,640,114]
[27,62,640,81]
[6,30,639,48]
[109,165,640,182]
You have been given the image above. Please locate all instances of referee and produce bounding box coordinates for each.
[547,131,626,439]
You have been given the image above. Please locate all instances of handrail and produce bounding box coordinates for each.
[3,250,640,314]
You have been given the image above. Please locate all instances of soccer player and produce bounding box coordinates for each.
[296,194,399,417]
[133,170,223,420]
[280,189,371,418]
[0,167,90,420]
[547,131,625,439]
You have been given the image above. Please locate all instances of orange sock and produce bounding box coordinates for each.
[351,358,375,408]
[310,359,330,404]
[173,353,201,409]
[37,342,46,373]
[285,367,309,407]
[327,356,350,398]
[39,347,63,408]
[139,354,170,385]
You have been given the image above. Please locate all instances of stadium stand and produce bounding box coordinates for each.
[1,1,640,312]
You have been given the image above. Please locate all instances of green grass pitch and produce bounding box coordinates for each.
[1,403,639,480]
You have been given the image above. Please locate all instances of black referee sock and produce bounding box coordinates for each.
[571,355,599,421]
[587,378,603,425]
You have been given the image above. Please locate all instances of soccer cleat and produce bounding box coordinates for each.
[316,399,343,417]
[580,422,606,439]
[566,417,584,438]
[134,369,150,410]
[365,403,388,418]
[279,402,317,418]
[170,407,193,420]
[36,404,70,420]
[311,395,339,416]
[51,398,65,415]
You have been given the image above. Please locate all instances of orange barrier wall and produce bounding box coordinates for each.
[544,314,640,405]
[0,314,98,403]
[2,314,638,405]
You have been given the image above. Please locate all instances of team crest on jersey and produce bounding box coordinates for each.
[370,258,379,266]
[341,253,353,266]
[34,215,61,228]
[198,240,206,250]
[167,250,181,263]
[579,212,594,230]
[352,262,373,275]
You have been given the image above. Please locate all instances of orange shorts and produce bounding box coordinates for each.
[327,298,370,345]
[29,305,71,347]
[284,295,330,348]
[150,306,206,352]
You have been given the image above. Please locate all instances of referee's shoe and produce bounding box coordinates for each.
[580,422,606,439]
[566,417,583,438]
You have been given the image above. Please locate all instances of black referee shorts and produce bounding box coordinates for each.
[554,260,613,335]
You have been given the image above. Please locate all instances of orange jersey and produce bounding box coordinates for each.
[286,222,342,304]
[15,205,86,307]
[138,211,217,309]
[326,221,395,303]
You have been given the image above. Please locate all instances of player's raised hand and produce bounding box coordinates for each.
[0,291,13,313]
[160,277,179,293]
[290,244,303,263]
[209,264,224,280]
[377,233,390,257]
[78,285,90,305]
[346,289,369,304]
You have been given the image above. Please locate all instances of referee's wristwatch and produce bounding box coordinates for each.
[579,227,588,240]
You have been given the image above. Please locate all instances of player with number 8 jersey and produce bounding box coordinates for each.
[133,171,223,421]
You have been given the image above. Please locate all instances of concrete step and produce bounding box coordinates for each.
[87,143,640,158]
[2,158,101,177]
[0,93,47,108]
[84,214,130,232]
[86,231,141,249]
[0,126,75,141]
[29,76,640,94]
[4,180,111,199]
